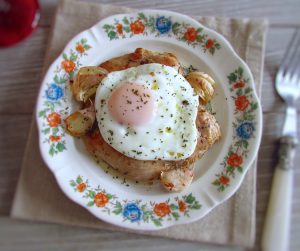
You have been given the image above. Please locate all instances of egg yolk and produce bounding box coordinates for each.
[108,83,155,126]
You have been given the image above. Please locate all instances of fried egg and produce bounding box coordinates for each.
[95,63,199,160]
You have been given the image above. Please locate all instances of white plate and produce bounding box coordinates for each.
[36,10,262,230]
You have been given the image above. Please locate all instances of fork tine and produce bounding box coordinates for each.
[289,30,300,86]
[278,29,300,79]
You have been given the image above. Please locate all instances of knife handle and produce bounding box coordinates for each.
[262,136,298,251]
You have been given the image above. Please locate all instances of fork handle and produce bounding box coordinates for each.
[262,136,298,251]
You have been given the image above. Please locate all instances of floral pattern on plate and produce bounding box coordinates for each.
[102,13,221,54]
[70,175,201,227]
[38,39,91,156]
[36,10,262,230]
[212,67,258,191]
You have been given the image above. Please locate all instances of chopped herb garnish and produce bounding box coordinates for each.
[182,100,189,106]
[165,127,172,133]
[177,153,184,158]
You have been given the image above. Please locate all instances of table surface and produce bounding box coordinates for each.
[0,0,300,250]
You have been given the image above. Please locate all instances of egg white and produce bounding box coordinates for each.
[95,63,199,161]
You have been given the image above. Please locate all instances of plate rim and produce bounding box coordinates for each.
[35,9,262,230]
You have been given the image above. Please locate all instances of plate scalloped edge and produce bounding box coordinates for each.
[36,9,262,230]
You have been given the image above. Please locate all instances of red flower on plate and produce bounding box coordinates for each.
[154,203,171,217]
[94,192,109,207]
[233,80,246,89]
[47,112,62,127]
[61,59,76,73]
[235,95,250,111]
[178,200,187,212]
[116,23,123,34]
[49,135,61,142]
[205,39,214,49]
[184,27,197,42]
[130,20,145,34]
[77,183,86,193]
[76,44,85,54]
[219,176,230,185]
[227,153,243,167]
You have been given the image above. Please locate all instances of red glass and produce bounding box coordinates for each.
[0,0,40,47]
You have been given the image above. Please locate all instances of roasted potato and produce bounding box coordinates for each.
[185,71,215,104]
[64,104,96,137]
[160,167,194,192]
[72,66,108,102]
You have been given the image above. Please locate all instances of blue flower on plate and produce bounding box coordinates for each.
[156,16,172,34]
[122,203,142,222]
[46,83,63,101]
[236,121,255,139]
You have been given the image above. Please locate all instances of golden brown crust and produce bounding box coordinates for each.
[82,105,221,181]
[100,48,183,74]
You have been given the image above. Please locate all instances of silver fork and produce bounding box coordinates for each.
[262,30,300,251]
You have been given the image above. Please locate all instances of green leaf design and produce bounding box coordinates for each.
[234,140,242,147]
[227,166,234,173]
[62,53,68,60]
[244,113,255,121]
[196,34,204,42]
[191,202,201,210]
[138,12,146,20]
[53,74,59,84]
[237,167,243,173]
[172,22,180,35]
[196,27,203,33]
[107,194,113,200]
[170,204,178,210]
[209,47,215,55]
[245,87,252,94]
[52,127,59,135]
[80,38,87,44]
[122,17,129,25]
[215,43,221,49]
[103,24,114,31]
[237,67,243,78]
[152,218,162,227]
[108,31,117,40]
[70,54,77,61]
[76,176,83,184]
[87,201,94,207]
[84,45,91,50]
[242,140,249,148]
[56,142,66,152]
[251,102,258,110]
[39,110,46,118]
[185,194,195,204]
[236,88,243,96]
[219,185,225,192]
[70,180,76,187]
[124,26,130,33]
[49,146,55,156]
[172,212,180,220]
[147,16,155,32]
[143,211,152,222]
[212,179,220,186]
[42,128,50,134]
[227,73,237,83]
[113,201,123,215]
[88,190,96,198]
